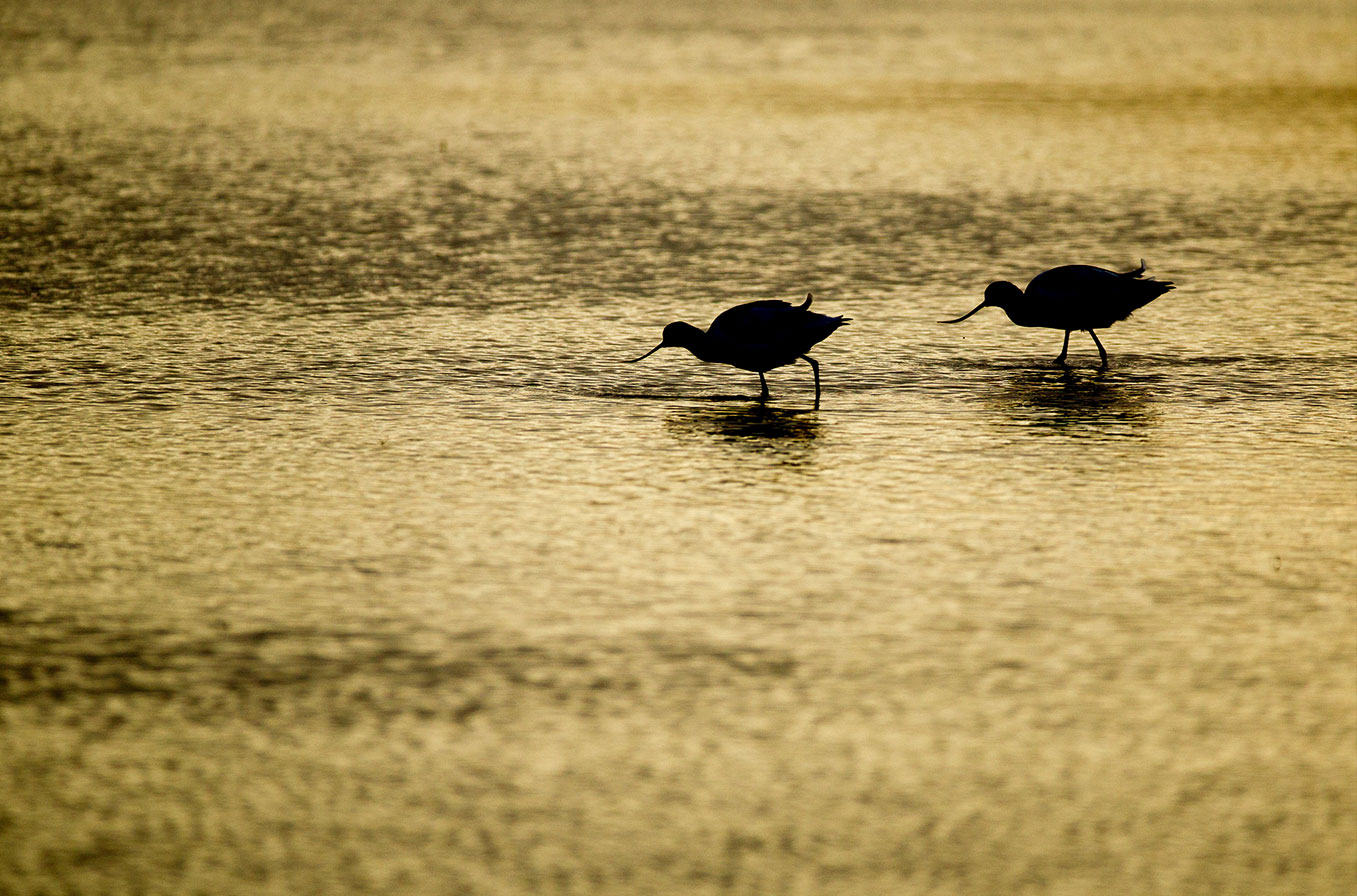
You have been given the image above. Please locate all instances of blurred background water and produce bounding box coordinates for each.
[1,1,1355,894]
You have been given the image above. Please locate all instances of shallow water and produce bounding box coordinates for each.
[2,2,1355,894]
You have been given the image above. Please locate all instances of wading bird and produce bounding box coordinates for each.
[941,261,1174,367]
[627,294,850,405]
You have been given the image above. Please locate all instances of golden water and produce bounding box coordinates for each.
[2,1,1355,893]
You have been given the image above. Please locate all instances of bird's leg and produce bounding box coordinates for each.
[758,371,770,403]
[802,355,821,408]
[1055,330,1071,365]
[1089,330,1108,368]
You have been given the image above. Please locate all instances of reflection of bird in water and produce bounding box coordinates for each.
[999,367,1154,435]
[941,261,1174,368]
[627,293,850,406]
[664,404,822,464]
[672,404,822,443]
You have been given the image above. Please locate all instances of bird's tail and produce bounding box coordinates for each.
[1127,261,1175,310]
[798,293,813,310]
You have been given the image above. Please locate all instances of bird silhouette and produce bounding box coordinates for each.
[941,261,1174,367]
[628,293,850,405]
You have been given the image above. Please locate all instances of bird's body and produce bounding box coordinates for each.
[942,261,1174,366]
[628,294,849,404]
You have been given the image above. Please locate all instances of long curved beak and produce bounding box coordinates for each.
[939,302,987,324]
[626,342,666,363]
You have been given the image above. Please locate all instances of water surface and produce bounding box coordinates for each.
[2,2,1355,894]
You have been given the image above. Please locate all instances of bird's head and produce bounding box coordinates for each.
[939,280,1023,323]
[626,321,704,362]
[983,280,1024,309]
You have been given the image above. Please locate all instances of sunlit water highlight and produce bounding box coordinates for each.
[2,2,1355,894]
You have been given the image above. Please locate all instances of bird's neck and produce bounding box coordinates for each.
[682,336,722,363]
[1000,303,1039,326]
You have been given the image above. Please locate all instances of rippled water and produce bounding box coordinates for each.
[2,2,1355,894]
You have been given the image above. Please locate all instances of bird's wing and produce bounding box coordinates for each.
[1027,264,1171,324]
[1026,265,1120,296]
[708,301,796,340]
[1013,266,1121,328]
